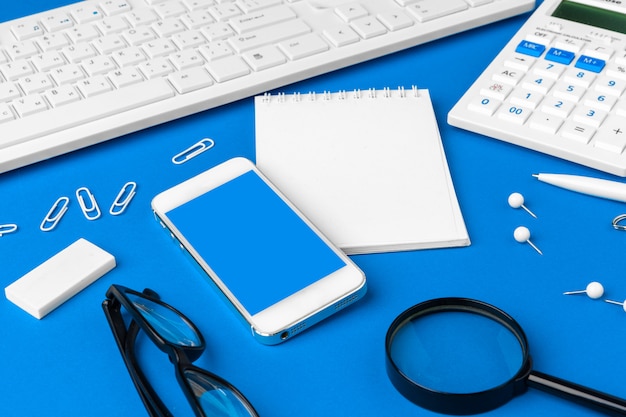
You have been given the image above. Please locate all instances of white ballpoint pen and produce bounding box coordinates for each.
[533,173,626,203]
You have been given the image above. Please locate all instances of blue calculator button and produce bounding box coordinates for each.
[515,40,546,57]
[575,55,606,73]
[545,48,575,65]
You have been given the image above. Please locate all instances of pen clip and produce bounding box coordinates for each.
[76,187,101,221]
[109,181,137,216]
[172,138,215,165]
[0,223,18,237]
[40,196,70,232]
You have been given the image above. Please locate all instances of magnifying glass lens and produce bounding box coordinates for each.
[390,311,525,394]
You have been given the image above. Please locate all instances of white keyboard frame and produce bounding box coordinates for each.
[0,0,535,173]
[449,0,626,176]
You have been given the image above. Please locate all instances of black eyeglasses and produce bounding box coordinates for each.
[102,284,259,417]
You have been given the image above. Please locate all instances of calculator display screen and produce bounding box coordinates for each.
[552,0,626,35]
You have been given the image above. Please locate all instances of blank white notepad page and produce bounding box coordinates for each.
[255,88,469,255]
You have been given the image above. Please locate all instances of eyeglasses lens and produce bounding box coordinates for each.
[185,370,256,417]
[127,293,202,347]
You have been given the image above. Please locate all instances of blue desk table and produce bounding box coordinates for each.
[2,1,626,416]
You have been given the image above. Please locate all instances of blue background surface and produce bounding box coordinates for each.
[3,1,626,416]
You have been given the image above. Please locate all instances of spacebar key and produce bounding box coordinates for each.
[0,79,175,149]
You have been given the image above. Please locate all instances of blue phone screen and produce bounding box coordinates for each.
[167,170,346,315]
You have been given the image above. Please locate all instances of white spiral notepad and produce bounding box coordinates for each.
[255,87,470,255]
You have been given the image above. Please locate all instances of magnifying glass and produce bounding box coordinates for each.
[385,297,626,416]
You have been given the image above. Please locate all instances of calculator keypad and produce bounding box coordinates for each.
[451,25,626,175]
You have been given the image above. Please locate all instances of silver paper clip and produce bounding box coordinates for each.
[0,224,18,237]
[109,181,137,216]
[76,187,101,220]
[40,196,70,232]
[172,138,215,164]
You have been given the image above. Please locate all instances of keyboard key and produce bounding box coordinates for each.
[111,47,147,67]
[279,34,329,60]
[62,44,97,63]
[70,6,104,23]
[36,33,71,51]
[50,64,85,85]
[237,0,283,13]
[66,24,102,43]
[18,73,54,95]
[584,91,617,112]
[31,51,66,72]
[0,78,175,149]
[170,50,205,70]
[509,89,542,109]
[504,53,535,72]
[515,40,546,57]
[41,14,74,32]
[595,76,626,97]
[541,97,575,118]
[180,11,215,29]
[406,0,468,23]
[76,75,113,97]
[553,82,585,103]
[377,11,414,31]
[529,112,563,134]
[13,95,48,117]
[108,67,145,88]
[468,96,501,116]
[169,66,214,91]
[497,103,531,124]
[521,74,554,94]
[493,66,525,86]
[242,45,286,71]
[561,121,595,144]
[229,5,296,34]
[564,67,596,87]
[1,61,34,81]
[6,42,39,60]
[11,22,45,41]
[480,82,513,101]
[0,83,22,102]
[575,55,606,73]
[45,84,81,107]
[153,1,188,18]
[572,106,607,128]
[545,48,575,65]
[595,116,626,153]
[351,17,387,39]
[199,41,233,61]
[323,24,360,47]
[228,19,311,53]
[206,55,250,81]
[0,103,15,123]
[100,0,133,16]
[209,3,242,21]
[97,16,130,34]
[533,61,566,80]
[138,57,174,78]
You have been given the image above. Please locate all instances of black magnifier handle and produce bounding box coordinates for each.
[528,371,626,416]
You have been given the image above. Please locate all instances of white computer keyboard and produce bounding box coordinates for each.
[448,0,626,177]
[0,0,534,173]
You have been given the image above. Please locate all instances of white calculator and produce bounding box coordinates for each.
[448,0,626,176]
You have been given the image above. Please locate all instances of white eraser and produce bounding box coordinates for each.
[5,238,116,319]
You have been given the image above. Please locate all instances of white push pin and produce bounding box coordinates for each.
[563,281,604,299]
[605,299,626,312]
[508,192,537,218]
[514,226,542,255]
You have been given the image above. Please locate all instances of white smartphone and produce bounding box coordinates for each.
[151,157,367,345]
